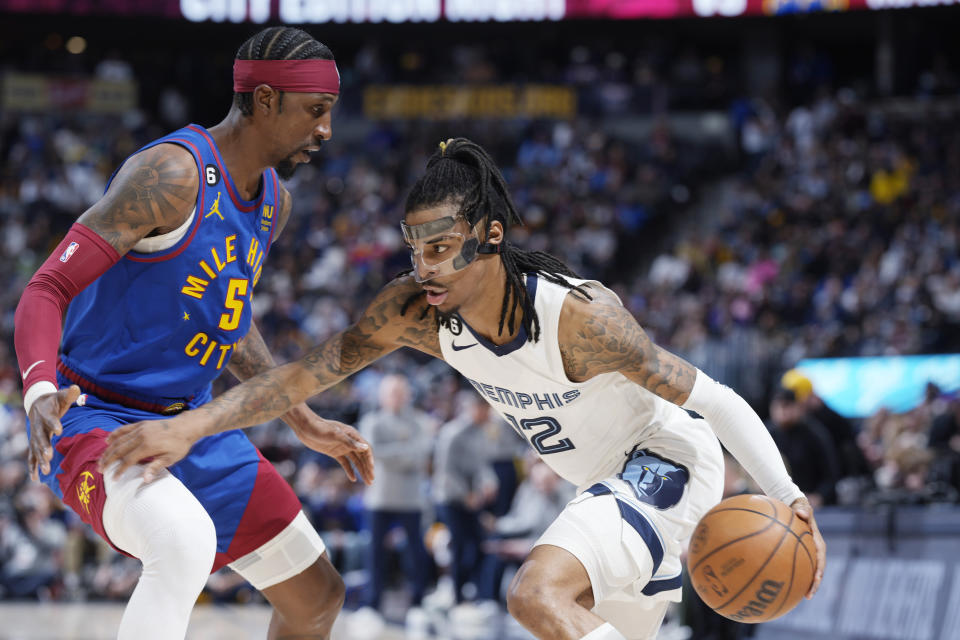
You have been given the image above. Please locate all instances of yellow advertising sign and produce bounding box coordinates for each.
[2,73,137,113]
[364,84,576,120]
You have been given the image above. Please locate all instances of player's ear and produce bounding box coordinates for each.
[253,84,277,115]
[485,220,504,246]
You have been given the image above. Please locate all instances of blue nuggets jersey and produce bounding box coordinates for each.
[60,124,279,411]
[38,126,302,568]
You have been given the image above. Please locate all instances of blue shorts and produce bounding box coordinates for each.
[33,385,301,572]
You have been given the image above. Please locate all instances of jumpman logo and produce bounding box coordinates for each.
[205,191,223,220]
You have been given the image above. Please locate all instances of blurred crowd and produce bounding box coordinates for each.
[1,41,959,640]
[635,91,960,507]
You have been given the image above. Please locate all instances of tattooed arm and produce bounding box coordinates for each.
[227,320,376,483]
[78,143,198,253]
[212,276,439,425]
[557,285,826,598]
[212,276,440,429]
[99,276,441,479]
[557,284,696,401]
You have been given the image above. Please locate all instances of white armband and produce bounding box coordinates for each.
[682,370,803,506]
[24,381,59,416]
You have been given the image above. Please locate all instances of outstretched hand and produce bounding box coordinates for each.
[26,385,80,482]
[99,415,200,483]
[284,407,375,485]
[790,495,826,598]
[98,405,375,486]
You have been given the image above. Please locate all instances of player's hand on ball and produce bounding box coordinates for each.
[99,416,198,483]
[26,385,80,482]
[284,406,374,485]
[790,495,826,598]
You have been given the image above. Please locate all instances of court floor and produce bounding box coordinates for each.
[0,603,406,640]
[0,601,696,639]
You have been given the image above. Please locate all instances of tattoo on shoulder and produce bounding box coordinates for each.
[80,144,198,255]
[560,295,694,403]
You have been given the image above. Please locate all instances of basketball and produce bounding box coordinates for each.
[686,494,815,623]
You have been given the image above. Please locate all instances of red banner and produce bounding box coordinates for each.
[0,0,955,21]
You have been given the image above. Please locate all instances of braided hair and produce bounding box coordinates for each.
[234,27,334,116]
[401,138,589,342]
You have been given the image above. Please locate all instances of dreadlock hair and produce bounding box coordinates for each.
[400,137,590,343]
[233,27,334,116]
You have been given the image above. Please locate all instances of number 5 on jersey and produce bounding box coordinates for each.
[218,278,248,331]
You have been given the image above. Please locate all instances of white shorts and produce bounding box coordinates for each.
[535,443,723,638]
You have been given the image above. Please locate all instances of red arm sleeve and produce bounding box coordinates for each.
[14,223,122,394]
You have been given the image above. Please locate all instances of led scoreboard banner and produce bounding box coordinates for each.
[0,0,956,21]
[0,0,184,18]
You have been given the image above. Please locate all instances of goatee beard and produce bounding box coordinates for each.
[276,159,297,180]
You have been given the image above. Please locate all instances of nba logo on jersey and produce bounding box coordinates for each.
[59,242,79,263]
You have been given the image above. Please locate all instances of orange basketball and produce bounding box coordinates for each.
[686,494,814,623]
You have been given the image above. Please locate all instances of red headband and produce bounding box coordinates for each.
[233,59,340,95]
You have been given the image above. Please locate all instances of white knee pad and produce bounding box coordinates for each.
[103,465,217,640]
[229,510,325,591]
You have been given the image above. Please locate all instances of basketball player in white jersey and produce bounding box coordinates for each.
[101,138,826,640]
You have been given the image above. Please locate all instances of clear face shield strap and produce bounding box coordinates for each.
[401,216,482,283]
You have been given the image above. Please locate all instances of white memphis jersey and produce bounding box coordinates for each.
[439,273,721,489]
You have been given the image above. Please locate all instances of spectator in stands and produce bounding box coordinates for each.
[1,484,65,599]
[358,374,433,614]
[927,394,960,501]
[296,461,365,574]
[432,393,498,603]
[780,369,870,481]
[478,410,526,519]
[477,458,571,604]
[768,387,842,507]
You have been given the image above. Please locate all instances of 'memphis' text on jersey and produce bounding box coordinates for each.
[462,376,581,411]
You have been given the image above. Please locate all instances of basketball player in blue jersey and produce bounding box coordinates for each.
[102,138,826,640]
[14,27,374,640]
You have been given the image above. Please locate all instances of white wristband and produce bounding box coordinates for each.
[682,370,804,506]
[24,381,59,416]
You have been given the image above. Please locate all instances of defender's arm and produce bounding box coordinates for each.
[194,276,438,433]
[98,277,441,471]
